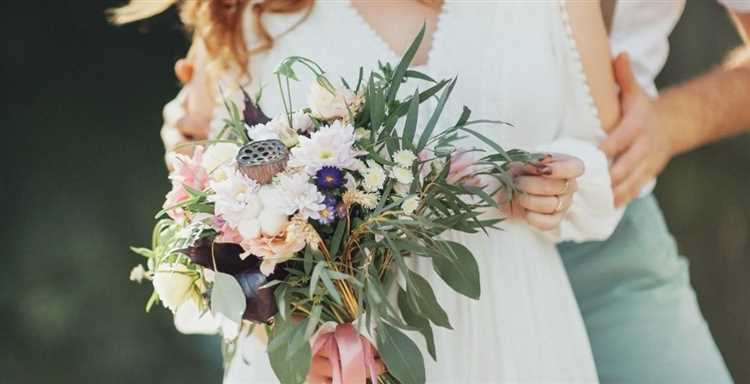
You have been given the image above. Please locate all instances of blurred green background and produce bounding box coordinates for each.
[1,1,747,383]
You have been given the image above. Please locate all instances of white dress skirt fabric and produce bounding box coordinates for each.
[163,1,624,382]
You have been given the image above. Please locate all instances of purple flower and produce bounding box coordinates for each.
[314,166,344,189]
[317,196,339,225]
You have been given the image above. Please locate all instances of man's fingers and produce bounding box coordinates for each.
[613,53,637,94]
[600,117,640,159]
[609,138,648,186]
[613,162,649,207]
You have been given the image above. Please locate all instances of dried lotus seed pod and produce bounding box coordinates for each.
[236,139,289,184]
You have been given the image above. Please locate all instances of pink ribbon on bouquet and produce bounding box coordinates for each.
[310,323,379,384]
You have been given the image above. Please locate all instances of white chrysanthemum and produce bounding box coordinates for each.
[208,167,260,228]
[391,166,414,185]
[288,120,358,174]
[393,149,417,168]
[401,195,420,215]
[354,127,369,140]
[152,263,196,312]
[308,81,359,120]
[361,160,387,192]
[202,143,239,175]
[129,264,146,283]
[274,172,326,219]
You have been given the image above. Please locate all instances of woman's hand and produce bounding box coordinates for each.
[500,154,584,231]
[306,346,386,384]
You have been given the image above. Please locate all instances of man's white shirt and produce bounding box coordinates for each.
[608,0,750,196]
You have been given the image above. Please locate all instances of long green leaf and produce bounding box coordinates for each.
[407,271,452,329]
[397,288,436,360]
[386,24,426,105]
[416,78,456,151]
[402,88,420,150]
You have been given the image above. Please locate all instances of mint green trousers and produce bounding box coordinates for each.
[559,195,732,383]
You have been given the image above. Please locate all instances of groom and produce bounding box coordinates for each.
[560,1,750,383]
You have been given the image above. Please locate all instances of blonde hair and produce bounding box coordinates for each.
[111,0,442,74]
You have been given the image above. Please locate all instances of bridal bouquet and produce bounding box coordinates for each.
[130,28,537,384]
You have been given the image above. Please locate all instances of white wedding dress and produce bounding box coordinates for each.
[165,1,624,383]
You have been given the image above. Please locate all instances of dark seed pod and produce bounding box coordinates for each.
[234,269,278,323]
[177,237,260,275]
[236,140,289,184]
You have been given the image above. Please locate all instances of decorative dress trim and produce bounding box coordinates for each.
[557,0,604,132]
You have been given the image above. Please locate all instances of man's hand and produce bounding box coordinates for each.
[599,53,673,207]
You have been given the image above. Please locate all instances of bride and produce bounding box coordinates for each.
[116,0,622,382]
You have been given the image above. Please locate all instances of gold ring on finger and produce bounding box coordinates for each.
[554,195,564,213]
[561,179,570,195]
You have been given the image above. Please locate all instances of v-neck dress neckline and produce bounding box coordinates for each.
[342,0,449,71]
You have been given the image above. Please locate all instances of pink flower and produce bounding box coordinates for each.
[447,150,482,187]
[240,223,306,275]
[164,147,210,221]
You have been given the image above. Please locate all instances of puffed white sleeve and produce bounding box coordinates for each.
[161,88,189,153]
[533,137,623,243]
[529,4,625,243]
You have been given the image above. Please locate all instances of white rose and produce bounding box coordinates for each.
[153,263,196,312]
[292,111,314,133]
[259,209,289,237]
[202,143,240,173]
[246,123,280,142]
[391,167,414,185]
[308,81,358,120]
[393,149,417,168]
[266,116,300,147]
[401,195,420,215]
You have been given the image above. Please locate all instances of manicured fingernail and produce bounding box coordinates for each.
[539,166,553,175]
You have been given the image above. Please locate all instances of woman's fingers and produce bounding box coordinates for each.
[516,176,577,196]
[538,154,585,179]
[175,58,194,84]
[306,373,332,384]
[516,192,572,215]
[309,356,333,378]
[526,211,565,231]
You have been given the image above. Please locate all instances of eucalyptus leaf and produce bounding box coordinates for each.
[397,288,436,360]
[269,318,311,384]
[432,241,481,299]
[406,271,452,329]
[210,271,246,325]
[376,321,426,384]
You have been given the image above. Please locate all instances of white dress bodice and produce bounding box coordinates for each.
[166,1,624,382]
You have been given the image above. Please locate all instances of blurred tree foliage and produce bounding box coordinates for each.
[0,0,746,383]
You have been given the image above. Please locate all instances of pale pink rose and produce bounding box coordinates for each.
[215,221,244,244]
[240,226,306,275]
[447,150,482,187]
[164,147,210,221]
